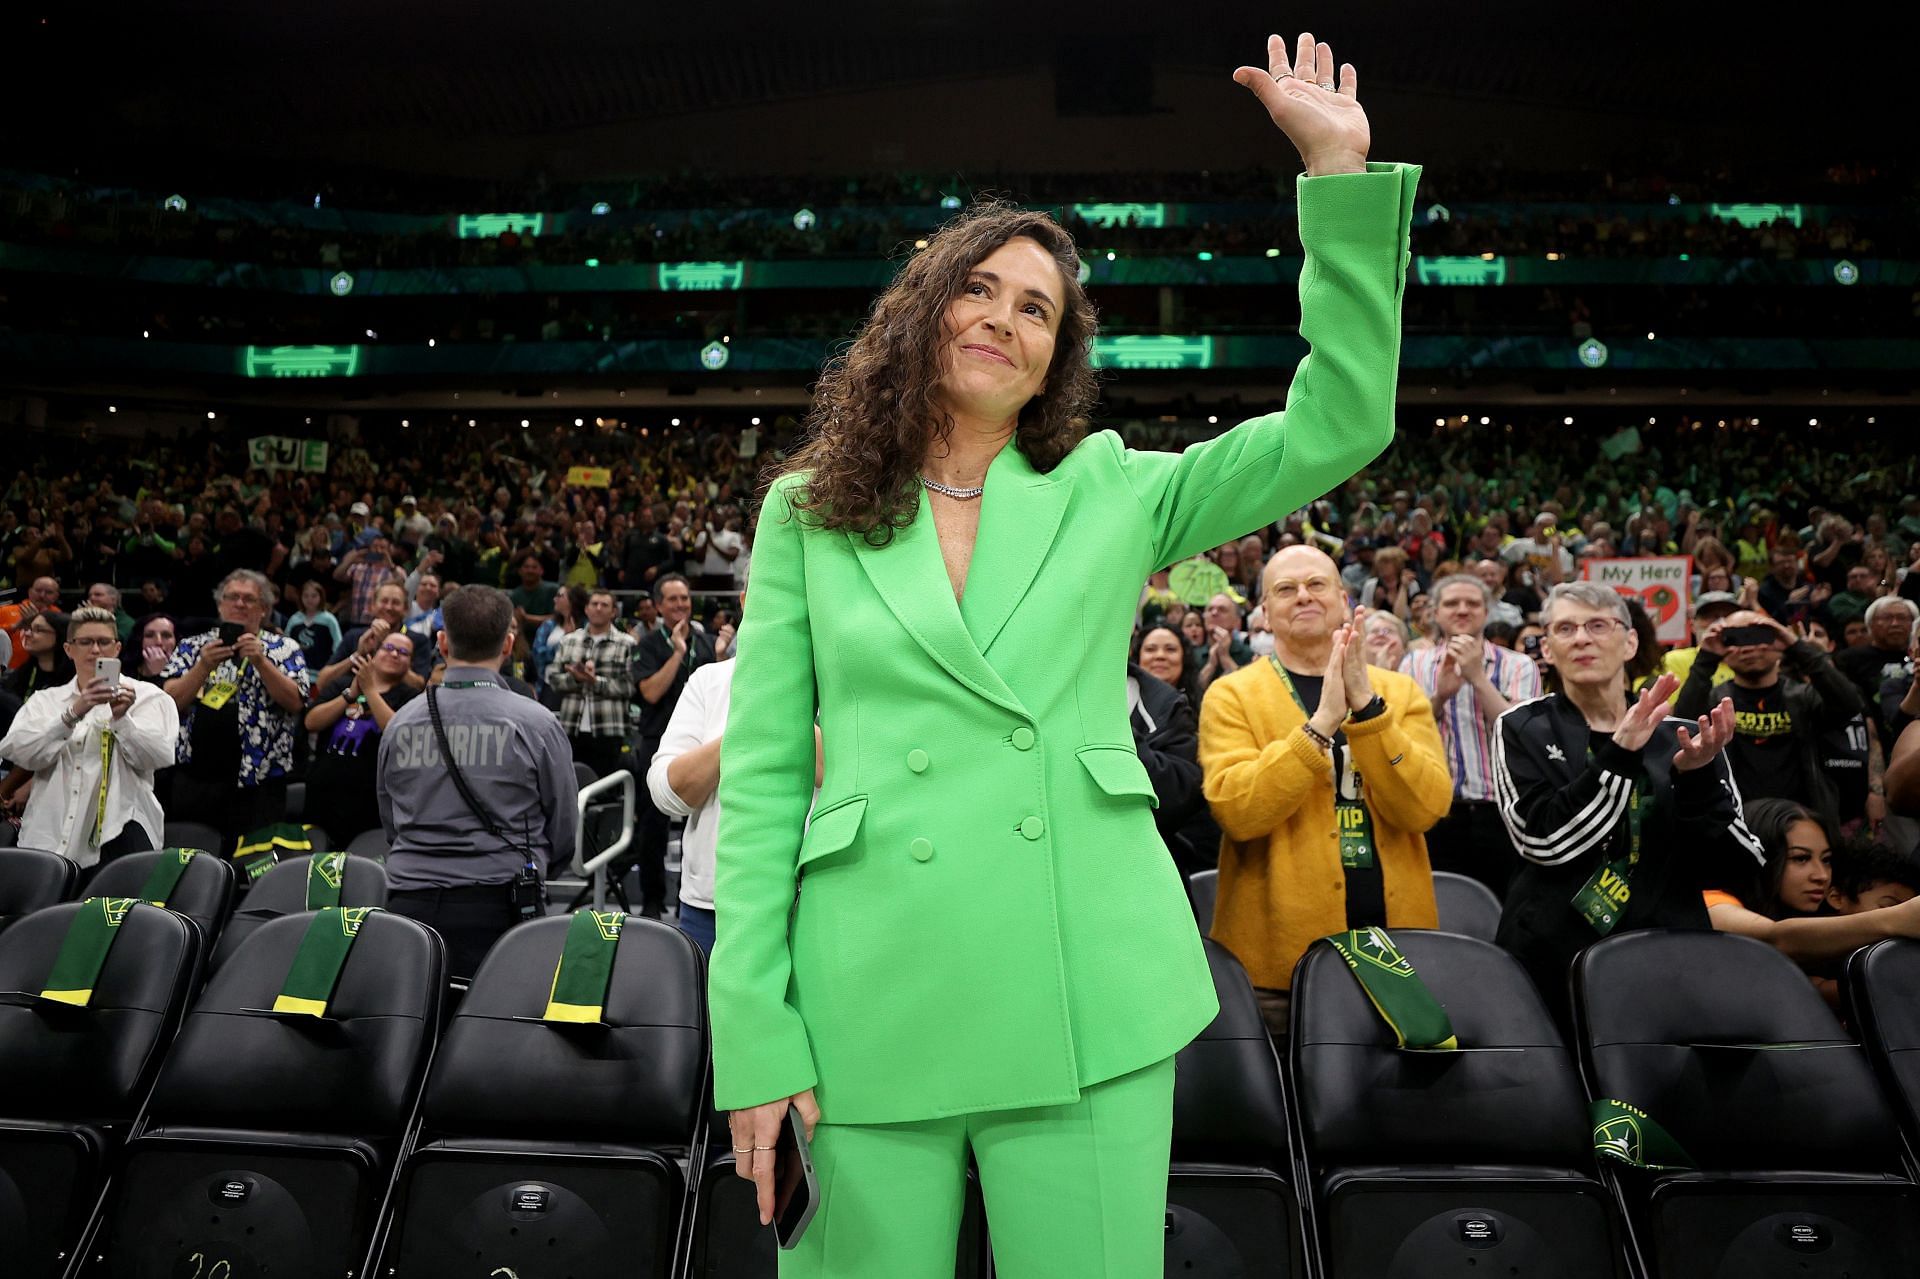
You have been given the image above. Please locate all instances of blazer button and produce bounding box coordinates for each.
[1010,726,1035,751]
[907,749,929,774]
[1020,816,1045,841]
[910,837,934,862]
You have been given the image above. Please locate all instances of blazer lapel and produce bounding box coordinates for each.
[960,445,1073,657]
[850,486,1026,717]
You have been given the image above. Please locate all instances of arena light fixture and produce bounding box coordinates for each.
[1577,339,1609,369]
[1563,416,1574,425]
[793,208,817,231]
[1196,251,1213,261]
[330,271,354,297]
[1265,248,1281,258]
[575,418,584,426]
[1834,260,1859,285]
[592,202,611,215]
[751,416,761,426]
[941,194,963,210]
[700,341,730,371]
[671,418,681,426]
[108,405,116,413]
[521,419,530,428]
[585,258,600,267]
[163,194,187,213]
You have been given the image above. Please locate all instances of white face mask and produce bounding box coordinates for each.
[1249,631,1277,658]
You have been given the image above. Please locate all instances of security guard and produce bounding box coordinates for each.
[378,585,578,978]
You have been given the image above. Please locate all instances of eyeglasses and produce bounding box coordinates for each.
[1548,618,1625,641]
[68,636,118,650]
[220,591,263,606]
[377,643,413,656]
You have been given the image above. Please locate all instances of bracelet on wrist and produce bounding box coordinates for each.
[1301,721,1334,751]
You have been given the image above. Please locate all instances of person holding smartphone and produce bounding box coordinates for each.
[0,606,179,874]
[714,30,1416,1273]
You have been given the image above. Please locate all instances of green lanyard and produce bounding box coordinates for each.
[1571,743,1645,935]
[91,728,116,848]
[1268,656,1377,871]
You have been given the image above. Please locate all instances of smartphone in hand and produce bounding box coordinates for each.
[773,1103,820,1250]
[94,658,122,687]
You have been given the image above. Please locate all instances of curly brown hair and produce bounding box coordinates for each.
[775,199,1100,544]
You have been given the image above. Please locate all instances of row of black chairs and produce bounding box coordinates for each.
[6,838,1920,1277]
[0,847,388,970]
[1186,867,1505,943]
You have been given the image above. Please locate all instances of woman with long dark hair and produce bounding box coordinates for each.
[1704,798,1920,1002]
[713,31,1419,1273]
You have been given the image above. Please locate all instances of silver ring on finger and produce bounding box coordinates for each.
[1274,72,1296,81]
[1318,80,1337,90]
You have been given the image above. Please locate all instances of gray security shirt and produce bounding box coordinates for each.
[378,664,580,891]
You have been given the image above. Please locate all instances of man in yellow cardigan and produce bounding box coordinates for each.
[1199,545,1453,1039]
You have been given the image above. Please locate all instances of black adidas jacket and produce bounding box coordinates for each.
[1492,692,1767,1020]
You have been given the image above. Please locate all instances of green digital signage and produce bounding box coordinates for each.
[242,345,363,378]
[658,261,747,291]
[1089,335,1215,370]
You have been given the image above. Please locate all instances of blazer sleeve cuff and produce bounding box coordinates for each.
[1296,160,1421,256]
[712,1003,819,1112]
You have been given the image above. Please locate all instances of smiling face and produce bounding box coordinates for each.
[372,631,414,678]
[1262,546,1348,649]
[1137,626,1187,686]
[934,236,1062,426]
[370,582,407,628]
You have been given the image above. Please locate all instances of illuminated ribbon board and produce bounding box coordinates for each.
[242,345,362,378]
[1071,202,1168,229]
[455,213,546,239]
[1089,335,1215,370]
[1414,256,1508,286]
[1708,203,1803,229]
[658,261,747,291]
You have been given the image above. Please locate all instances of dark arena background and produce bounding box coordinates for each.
[0,2,1914,1275]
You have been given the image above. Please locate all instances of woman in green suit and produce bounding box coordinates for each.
[715,30,1420,1276]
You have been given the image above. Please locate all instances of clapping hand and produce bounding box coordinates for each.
[715,623,737,659]
[1340,607,1376,708]
[1232,32,1370,177]
[1611,674,1679,752]
[1674,696,1736,772]
[1309,622,1356,740]
[670,619,691,654]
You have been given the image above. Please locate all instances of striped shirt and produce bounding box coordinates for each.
[1399,641,1543,802]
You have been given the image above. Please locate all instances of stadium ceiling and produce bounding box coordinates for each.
[7,2,1886,172]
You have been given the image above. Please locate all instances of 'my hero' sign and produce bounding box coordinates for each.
[1582,557,1694,645]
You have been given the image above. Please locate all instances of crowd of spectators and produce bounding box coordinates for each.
[4,403,1920,1020]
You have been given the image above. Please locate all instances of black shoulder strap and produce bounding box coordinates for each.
[425,684,528,858]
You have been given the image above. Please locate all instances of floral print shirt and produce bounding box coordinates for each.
[163,629,313,787]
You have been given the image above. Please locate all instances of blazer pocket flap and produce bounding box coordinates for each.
[798,795,869,867]
[1076,745,1159,809]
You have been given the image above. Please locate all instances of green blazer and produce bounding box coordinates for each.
[713,161,1423,1124]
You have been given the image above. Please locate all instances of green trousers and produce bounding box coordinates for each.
[779,1056,1174,1279]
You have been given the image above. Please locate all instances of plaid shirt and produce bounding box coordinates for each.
[344,559,401,625]
[546,627,638,738]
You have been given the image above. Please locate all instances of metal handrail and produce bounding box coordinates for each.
[574,769,636,910]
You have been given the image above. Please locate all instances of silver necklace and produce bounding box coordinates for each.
[920,474,984,501]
